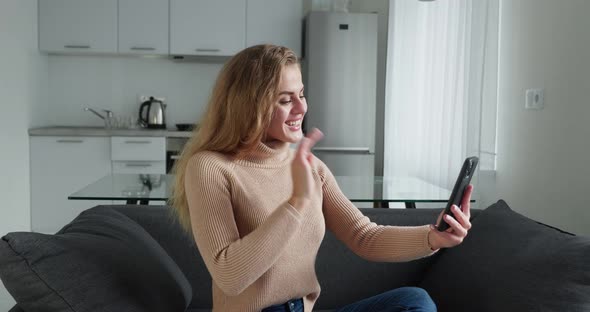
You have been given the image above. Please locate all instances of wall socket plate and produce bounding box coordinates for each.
[138,95,166,106]
[525,88,544,110]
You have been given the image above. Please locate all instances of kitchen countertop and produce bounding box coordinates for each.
[28,126,194,138]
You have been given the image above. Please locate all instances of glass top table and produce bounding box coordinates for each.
[69,174,463,208]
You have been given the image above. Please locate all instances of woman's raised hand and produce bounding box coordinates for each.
[289,128,324,210]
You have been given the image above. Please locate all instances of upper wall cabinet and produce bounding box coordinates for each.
[118,0,169,54]
[39,0,118,53]
[39,0,303,57]
[246,0,303,57]
[170,0,246,56]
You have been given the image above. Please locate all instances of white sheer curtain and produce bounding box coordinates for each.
[384,0,490,198]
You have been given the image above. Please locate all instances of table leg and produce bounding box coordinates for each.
[374,201,390,208]
[125,199,149,205]
[405,202,417,209]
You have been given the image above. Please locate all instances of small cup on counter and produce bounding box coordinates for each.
[125,116,139,129]
[105,116,140,129]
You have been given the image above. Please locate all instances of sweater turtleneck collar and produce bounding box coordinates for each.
[236,141,292,167]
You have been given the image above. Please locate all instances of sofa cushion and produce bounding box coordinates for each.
[111,205,212,310]
[0,206,192,312]
[420,200,590,312]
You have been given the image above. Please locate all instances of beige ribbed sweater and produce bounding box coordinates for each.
[184,142,435,312]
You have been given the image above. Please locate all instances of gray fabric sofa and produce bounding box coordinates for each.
[1,200,589,312]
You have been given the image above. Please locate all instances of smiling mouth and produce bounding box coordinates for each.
[286,120,302,127]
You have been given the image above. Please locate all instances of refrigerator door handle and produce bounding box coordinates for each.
[312,147,373,154]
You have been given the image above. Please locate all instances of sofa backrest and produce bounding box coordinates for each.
[314,208,445,309]
[112,205,481,310]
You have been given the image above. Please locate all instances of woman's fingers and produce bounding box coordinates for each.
[431,185,475,248]
[434,203,472,248]
[297,128,323,165]
[298,128,323,155]
[291,128,324,202]
[451,205,472,230]
[308,128,324,143]
[429,225,462,249]
[443,214,468,238]
[461,184,473,218]
[435,210,444,228]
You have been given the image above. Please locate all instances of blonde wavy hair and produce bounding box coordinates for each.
[169,44,300,233]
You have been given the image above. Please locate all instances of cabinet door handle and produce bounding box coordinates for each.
[130,46,156,51]
[124,140,151,144]
[312,147,372,154]
[195,48,221,52]
[125,163,152,168]
[56,139,84,143]
[64,45,91,49]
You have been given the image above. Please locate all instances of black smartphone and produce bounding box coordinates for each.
[437,156,479,232]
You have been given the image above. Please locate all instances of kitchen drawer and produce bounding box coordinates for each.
[111,136,165,161]
[112,161,166,174]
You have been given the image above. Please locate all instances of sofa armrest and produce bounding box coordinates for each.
[8,305,24,312]
[420,200,590,312]
[0,206,192,312]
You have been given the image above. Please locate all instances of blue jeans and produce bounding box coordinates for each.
[262,298,304,312]
[262,287,436,312]
[334,287,437,312]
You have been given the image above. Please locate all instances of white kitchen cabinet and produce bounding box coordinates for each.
[170,0,246,56]
[246,0,303,56]
[111,161,166,174]
[118,0,169,54]
[39,0,118,53]
[111,137,166,174]
[111,137,165,161]
[30,137,112,234]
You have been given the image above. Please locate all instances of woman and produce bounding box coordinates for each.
[171,44,473,312]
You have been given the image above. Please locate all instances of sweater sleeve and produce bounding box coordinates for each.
[317,160,436,262]
[184,153,303,296]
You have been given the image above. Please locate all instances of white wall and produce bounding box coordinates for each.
[0,0,47,309]
[38,55,222,128]
[495,0,590,235]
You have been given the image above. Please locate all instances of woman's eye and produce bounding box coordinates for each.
[279,95,304,105]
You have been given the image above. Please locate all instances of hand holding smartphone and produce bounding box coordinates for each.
[437,157,478,232]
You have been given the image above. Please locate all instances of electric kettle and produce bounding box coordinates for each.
[139,97,166,129]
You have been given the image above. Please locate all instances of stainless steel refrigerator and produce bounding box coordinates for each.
[304,11,378,180]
